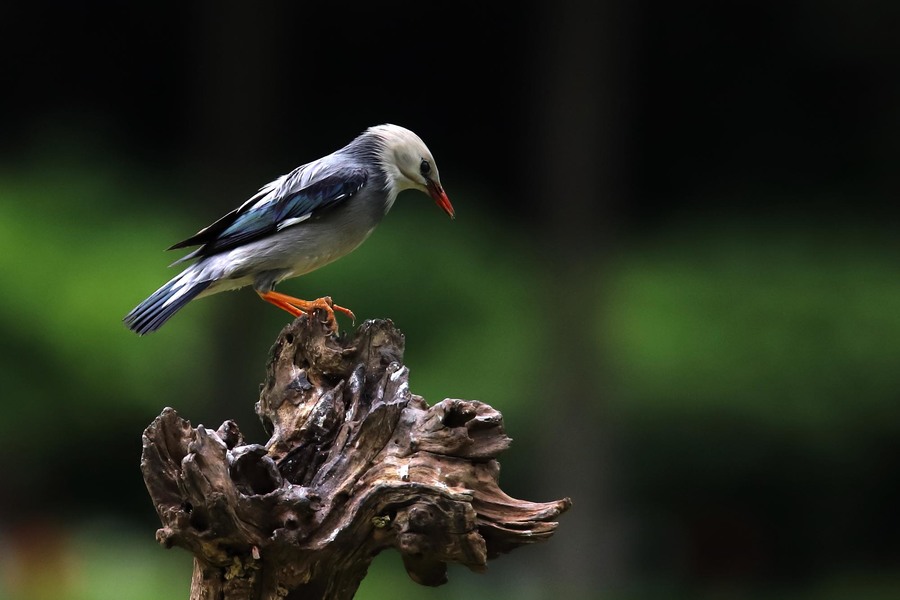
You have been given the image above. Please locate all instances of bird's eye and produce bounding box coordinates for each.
[419,159,431,177]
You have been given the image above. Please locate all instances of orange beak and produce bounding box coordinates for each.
[426,179,455,219]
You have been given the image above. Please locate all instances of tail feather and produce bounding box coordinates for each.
[124,275,212,335]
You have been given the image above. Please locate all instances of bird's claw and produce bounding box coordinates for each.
[308,297,355,331]
[331,301,356,323]
[258,290,355,332]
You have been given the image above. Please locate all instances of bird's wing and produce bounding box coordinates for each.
[168,164,368,260]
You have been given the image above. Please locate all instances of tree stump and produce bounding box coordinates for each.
[141,313,572,600]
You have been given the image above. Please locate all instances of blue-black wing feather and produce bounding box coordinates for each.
[168,168,367,259]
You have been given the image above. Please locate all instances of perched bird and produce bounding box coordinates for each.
[124,124,454,335]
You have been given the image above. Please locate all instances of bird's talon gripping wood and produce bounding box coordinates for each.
[312,297,355,328]
[124,124,455,335]
[258,291,348,331]
[332,303,356,323]
[308,297,339,330]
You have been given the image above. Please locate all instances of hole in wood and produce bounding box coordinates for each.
[189,509,209,532]
[442,406,474,428]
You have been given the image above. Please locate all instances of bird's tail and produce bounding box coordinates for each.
[124,270,212,335]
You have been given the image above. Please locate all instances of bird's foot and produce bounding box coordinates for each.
[327,299,356,322]
[258,290,355,331]
[306,296,357,330]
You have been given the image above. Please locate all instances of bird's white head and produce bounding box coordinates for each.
[367,124,455,218]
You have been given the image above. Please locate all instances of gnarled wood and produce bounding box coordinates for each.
[141,313,571,600]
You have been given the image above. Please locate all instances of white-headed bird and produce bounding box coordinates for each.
[124,124,454,335]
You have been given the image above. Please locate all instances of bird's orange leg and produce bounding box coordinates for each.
[257,290,355,329]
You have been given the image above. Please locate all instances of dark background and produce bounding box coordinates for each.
[2,1,899,599]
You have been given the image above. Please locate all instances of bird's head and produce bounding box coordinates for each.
[368,124,455,218]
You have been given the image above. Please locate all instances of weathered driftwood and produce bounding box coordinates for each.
[141,312,571,600]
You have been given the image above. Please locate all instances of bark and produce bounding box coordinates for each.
[141,312,571,600]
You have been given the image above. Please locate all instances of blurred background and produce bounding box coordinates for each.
[2,1,899,598]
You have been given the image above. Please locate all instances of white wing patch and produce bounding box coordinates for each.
[276,214,312,231]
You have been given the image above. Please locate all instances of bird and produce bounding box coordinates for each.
[124,124,454,335]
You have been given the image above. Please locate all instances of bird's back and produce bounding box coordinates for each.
[193,150,390,287]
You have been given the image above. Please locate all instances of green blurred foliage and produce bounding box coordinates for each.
[0,162,214,421]
[603,222,900,440]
